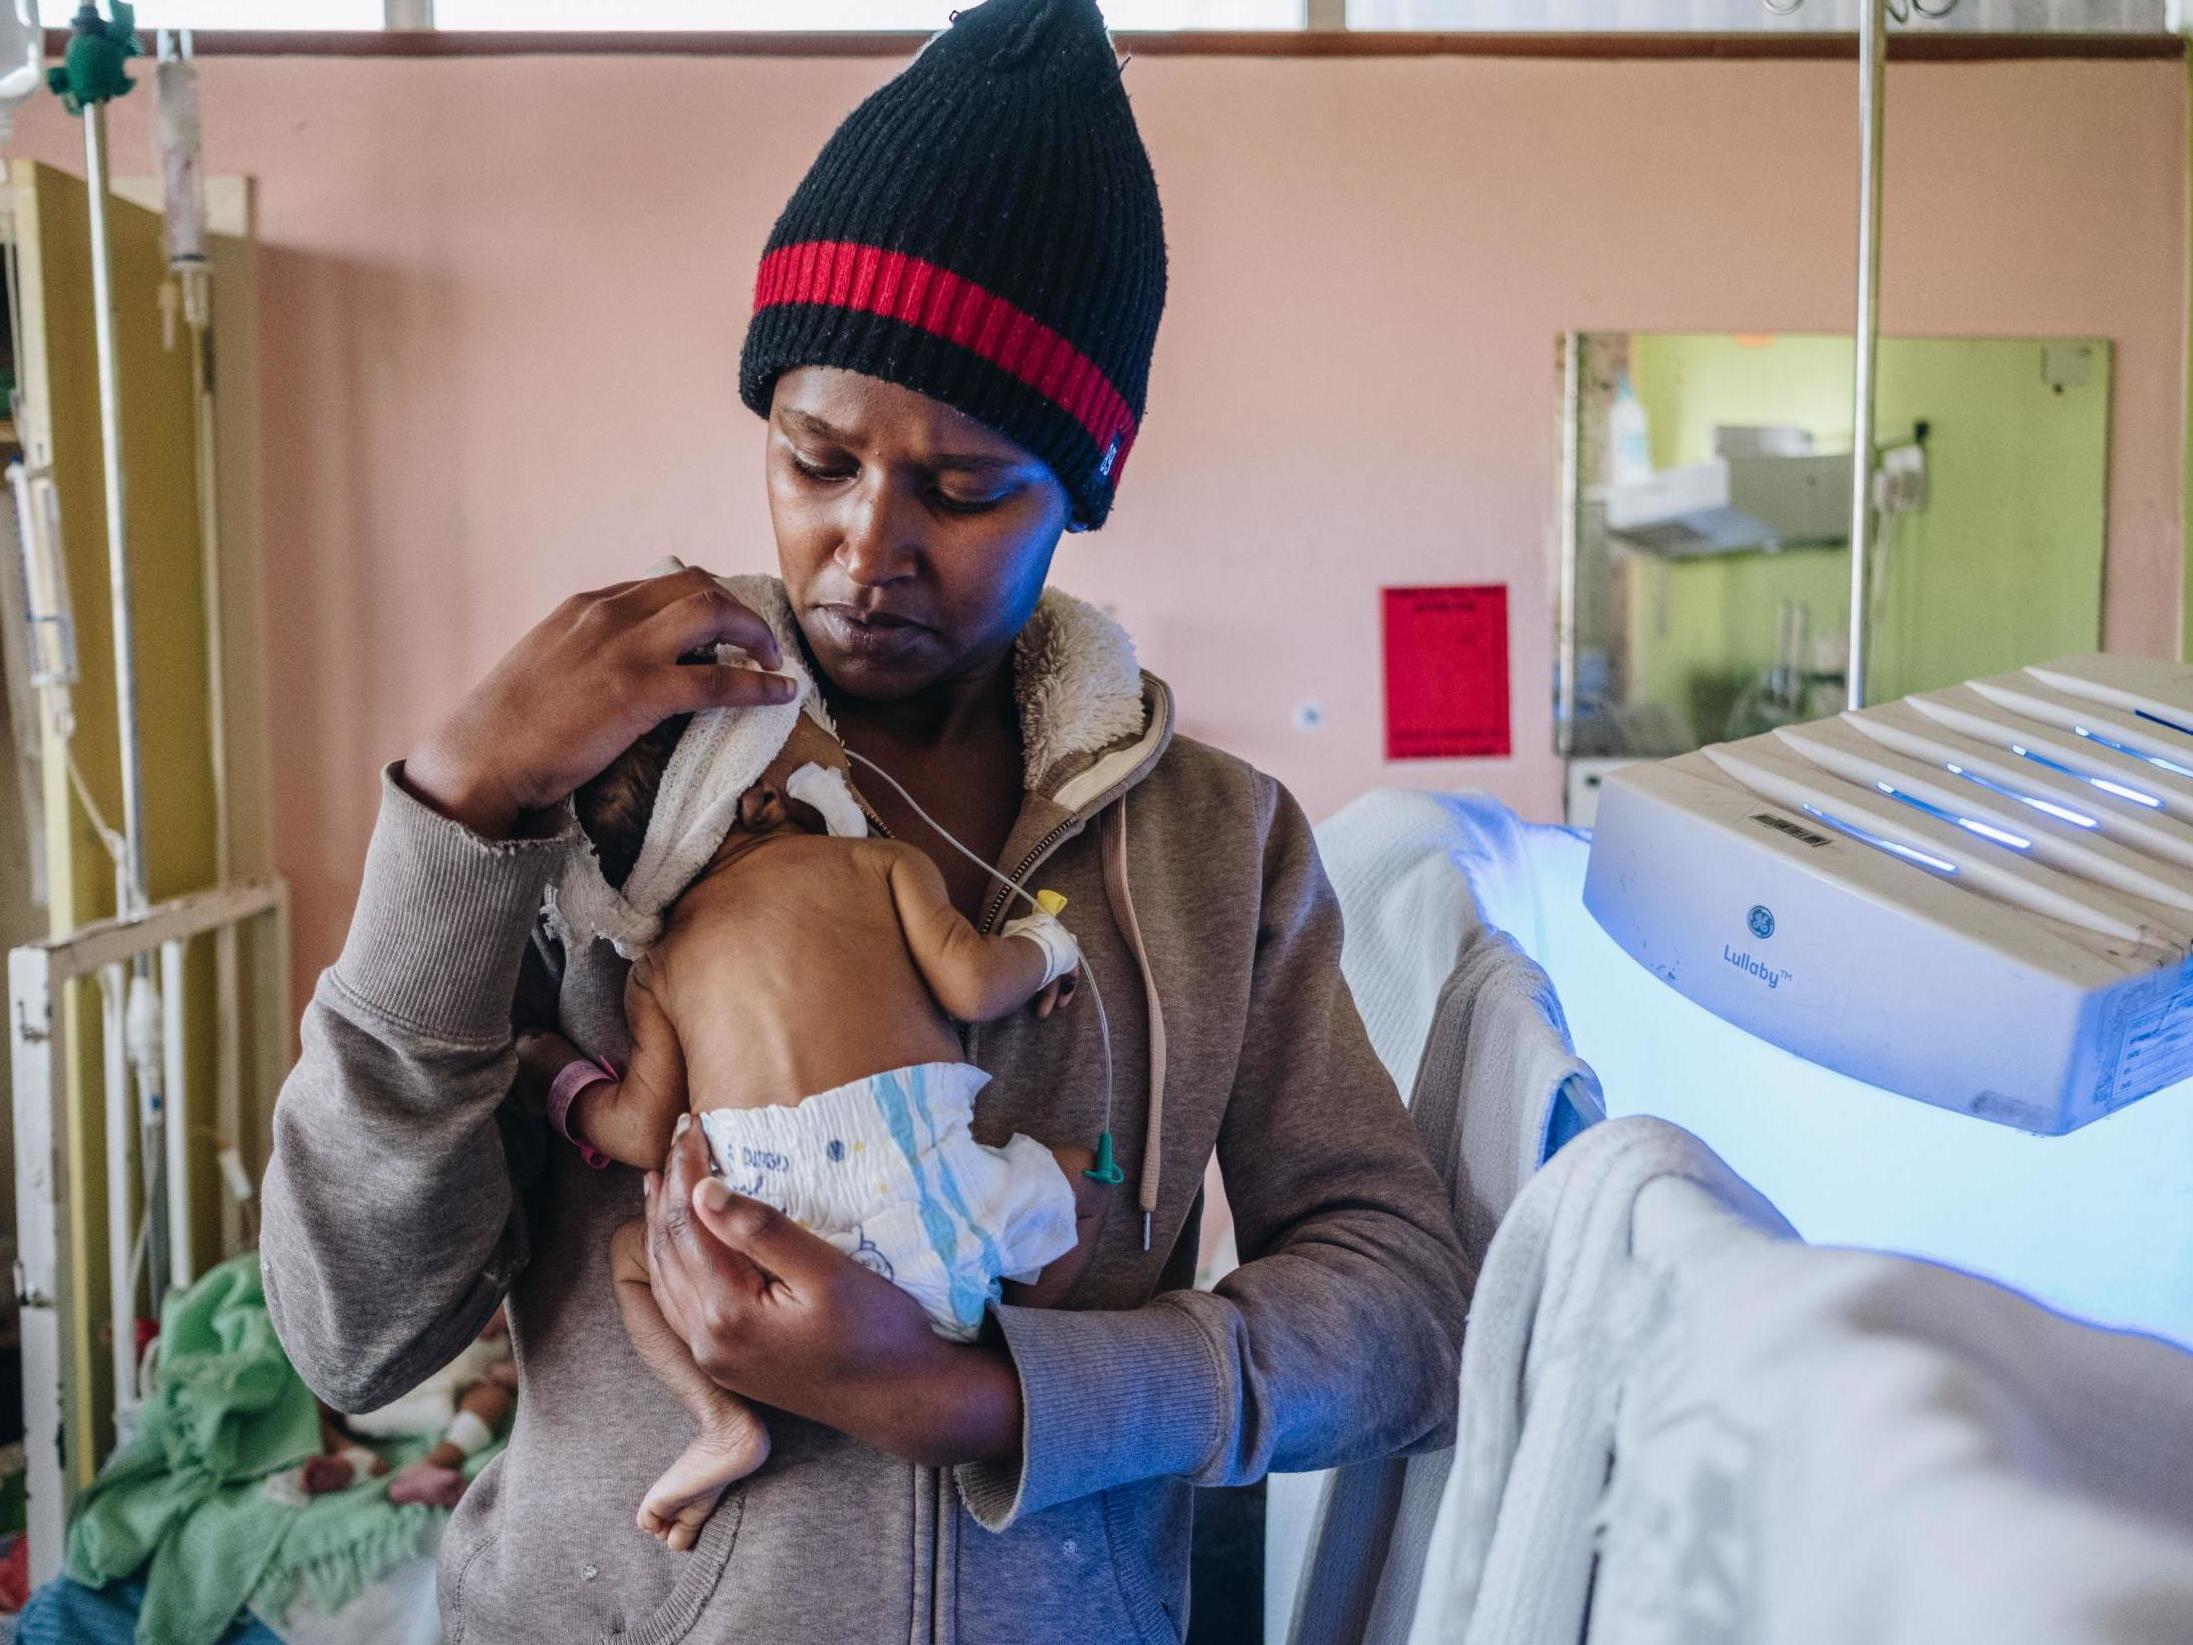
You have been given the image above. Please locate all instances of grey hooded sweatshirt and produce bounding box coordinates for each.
[260,580,1469,1645]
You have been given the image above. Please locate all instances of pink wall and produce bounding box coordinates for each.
[13,50,2186,999]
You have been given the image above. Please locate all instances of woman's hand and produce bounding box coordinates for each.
[1000,1144,1104,1310]
[643,1120,1024,1468]
[404,567,798,839]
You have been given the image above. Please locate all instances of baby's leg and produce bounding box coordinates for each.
[298,1408,389,1495]
[388,1378,512,1510]
[610,1220,770,1550]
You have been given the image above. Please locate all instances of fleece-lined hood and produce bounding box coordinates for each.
[734,572,1165,805]
[1008,586,1154,796]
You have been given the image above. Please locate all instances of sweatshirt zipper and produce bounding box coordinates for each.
[975,676,1173,934]
[964,820,1082,1070]
[977,819,1083,935]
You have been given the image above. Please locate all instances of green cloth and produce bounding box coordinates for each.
[64,1255,444,1645]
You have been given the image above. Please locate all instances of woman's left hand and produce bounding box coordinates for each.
[644,1120,1025,1468]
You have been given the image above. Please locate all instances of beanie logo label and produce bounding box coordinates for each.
[1098,437,1120,481]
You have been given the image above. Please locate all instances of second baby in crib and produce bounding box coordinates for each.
[523,698,1097,1550]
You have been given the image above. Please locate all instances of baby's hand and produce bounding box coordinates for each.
[1002,910,1079,1018]
[1002,911,1078,982]
[514,1030,586,1115]
[1033,969,1077,1019]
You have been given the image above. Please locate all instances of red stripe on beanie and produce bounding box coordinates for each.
[754,240,1138,480]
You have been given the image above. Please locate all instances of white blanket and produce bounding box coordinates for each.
[1275,792,1607,1645]
[1409,1116,1789,1645]
[1411,1113,2193,1645]
[1594,1176,2193,1645]
[1415,932,1606,1271]
[1314,789,1559,1094]
[545,564,849,960]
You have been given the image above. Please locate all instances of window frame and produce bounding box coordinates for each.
[51,0,2183,55]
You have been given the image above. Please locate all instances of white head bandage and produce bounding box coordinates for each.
[545,558,849,960]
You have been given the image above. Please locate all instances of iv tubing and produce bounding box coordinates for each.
[843,748,1117,1149]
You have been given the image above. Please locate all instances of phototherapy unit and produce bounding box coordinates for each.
[1575,655,2193,1346]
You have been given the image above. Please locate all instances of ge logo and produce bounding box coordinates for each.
[1747,905,1776,940]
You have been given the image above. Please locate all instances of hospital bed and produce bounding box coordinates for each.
[14,1552,441,1645]
[1269,786,2193,1643]
[0,878,440,1645]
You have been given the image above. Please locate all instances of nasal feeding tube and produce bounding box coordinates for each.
[841,750,1133,1226]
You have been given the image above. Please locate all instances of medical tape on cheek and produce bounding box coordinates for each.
[785,762,870,838]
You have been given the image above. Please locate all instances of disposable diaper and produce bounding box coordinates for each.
[698,1061,1078,1340]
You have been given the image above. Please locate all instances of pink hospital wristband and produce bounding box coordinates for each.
[547,1056,617,1170]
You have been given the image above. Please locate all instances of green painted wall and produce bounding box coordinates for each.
[1622,333,2109,743]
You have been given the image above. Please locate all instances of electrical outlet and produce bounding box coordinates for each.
[1875,442,1928,515]
[2042,342,2095,394]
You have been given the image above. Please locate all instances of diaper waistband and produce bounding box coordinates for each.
[698,1061,990,1155]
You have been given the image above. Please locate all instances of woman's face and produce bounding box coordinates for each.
[767,366,1072,702]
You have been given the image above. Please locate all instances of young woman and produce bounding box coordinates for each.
[261,1,1469,1639]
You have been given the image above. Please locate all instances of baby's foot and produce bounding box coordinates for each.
[297,1455,356,1495]
[638,1407,770,1552]
[299,1447,384,1495]
[388,1460,469,1510]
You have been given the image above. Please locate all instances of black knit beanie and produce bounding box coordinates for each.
[739,0,1166,529]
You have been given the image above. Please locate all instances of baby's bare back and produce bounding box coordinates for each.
[648,834,966,1111]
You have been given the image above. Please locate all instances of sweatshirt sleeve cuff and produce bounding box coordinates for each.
[328,764,575,1044]
[954,1298,1227,1531]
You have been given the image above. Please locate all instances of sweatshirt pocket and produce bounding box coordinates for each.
[1100,1482,1188,1645]
[600,1489,747,1645]
[438,1452,504,1644]
[955,1487,1167,1645]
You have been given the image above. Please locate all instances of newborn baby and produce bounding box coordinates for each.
[527,708,1091,1551]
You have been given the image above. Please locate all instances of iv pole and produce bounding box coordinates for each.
[51,5,167,1311]
[59,22,151,918]
[80,113,151,921]
[1847,0,1887,709]
[1769,0,1961,710]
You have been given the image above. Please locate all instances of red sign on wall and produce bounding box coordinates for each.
[1382,585,1511,761]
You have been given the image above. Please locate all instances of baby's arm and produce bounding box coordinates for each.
[882,844,1063,1024]
[562,959,690,1169]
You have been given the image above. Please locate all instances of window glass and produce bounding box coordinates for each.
[128,0,382,25]
[436,0,1303,27]
[1346,0,2164,28]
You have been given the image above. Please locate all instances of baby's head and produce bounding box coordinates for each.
[573,714,689,891]
[573,712,858,890]
[733,715,858,839]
